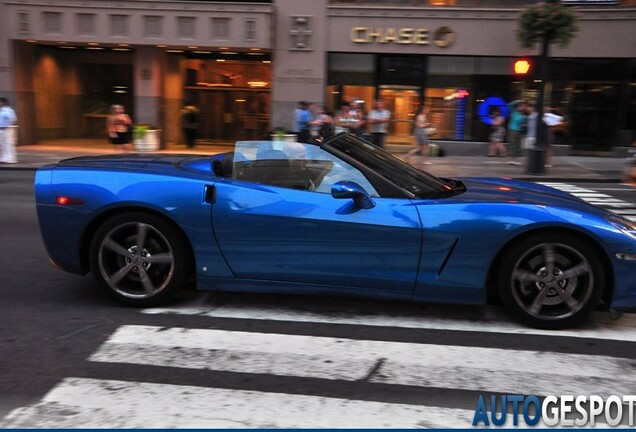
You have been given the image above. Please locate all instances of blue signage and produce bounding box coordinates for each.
[478,97,509,125]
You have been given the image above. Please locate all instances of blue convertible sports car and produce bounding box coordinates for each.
[35,133,636,329]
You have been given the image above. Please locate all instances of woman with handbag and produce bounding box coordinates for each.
[107,104,133,152]
[406,105,434,165]
[487,107,507,157]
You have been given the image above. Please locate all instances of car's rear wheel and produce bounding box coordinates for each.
[498,233,604,329]
[89,212,188,307]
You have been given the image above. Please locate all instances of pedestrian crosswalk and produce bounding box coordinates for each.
[2,298,635,428]
[537,182,636,222]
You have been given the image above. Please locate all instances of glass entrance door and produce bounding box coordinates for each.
[379,86,420,143]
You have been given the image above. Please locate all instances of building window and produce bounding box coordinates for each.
[110,15,129,36]
[17,11,30,36]
[178,17,196,39]
[77,13,96,36]
[43,12,62,34]
[144,16,163,38]
[245,18,256,42]
[212,17,230,40]
[328,53,375,86]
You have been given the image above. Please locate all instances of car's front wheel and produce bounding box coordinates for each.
[498,233,604,329]
[89,212,188,307]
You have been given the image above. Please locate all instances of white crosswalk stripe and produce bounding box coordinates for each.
[90,325,636,397]
[2,302,635,428]
[537,182,636,221]
[143,303,636,343]
[1,377,476,429]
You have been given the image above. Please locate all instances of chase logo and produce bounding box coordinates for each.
[473,394,636,427]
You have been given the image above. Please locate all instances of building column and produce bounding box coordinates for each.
[134,46,164,132]
[11,41,36,145]
[163,54,183,146]
[0,12,16,100]
[271,0,327,132]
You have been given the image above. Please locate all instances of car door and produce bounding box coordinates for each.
[210,142,422,293]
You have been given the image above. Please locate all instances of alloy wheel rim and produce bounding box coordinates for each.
[98,222,175,299]
[510,242,593,321]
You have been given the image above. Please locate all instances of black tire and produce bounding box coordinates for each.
[498,232,604,329]
[89,212,189,307]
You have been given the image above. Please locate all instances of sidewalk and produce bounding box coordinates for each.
[1,138,628,183]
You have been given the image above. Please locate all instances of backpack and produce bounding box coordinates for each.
[186,109,198,124]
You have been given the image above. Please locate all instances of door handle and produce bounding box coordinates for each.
[204,185,216,204]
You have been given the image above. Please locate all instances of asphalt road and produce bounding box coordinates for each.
[1,170,636,428]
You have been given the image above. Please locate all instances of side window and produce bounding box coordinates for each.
[232,141,379,197]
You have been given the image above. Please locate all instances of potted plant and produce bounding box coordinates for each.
[133,124,160,152]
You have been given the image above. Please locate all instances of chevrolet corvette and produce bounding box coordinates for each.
[34,133,636,329]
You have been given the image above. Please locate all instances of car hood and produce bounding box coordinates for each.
[447,177,609,216]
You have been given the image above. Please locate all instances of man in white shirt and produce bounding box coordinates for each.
[0,97,18,164]
[367,99,391,149]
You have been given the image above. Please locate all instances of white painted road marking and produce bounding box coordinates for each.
[142,304,636,343]
[90,325,636,397]
[537,182,636,221]
[1,377,477,429]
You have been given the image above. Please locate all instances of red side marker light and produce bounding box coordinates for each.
[498,187,513,192]
[56,196,84,205]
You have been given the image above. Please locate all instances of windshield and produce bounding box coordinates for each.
[325,134,455,198]
[230,140,380,196]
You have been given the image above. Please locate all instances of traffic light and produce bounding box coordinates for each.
[514,59,531,75]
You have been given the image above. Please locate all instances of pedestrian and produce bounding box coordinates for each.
[293,101,312,143]
[406,105,433,165]
[180,101,200,148]
[543,107,564,169]
[350,100,367,138]
[0,97,18,164]
[106,104,133,152]
[335,101,356,134]
[487,107,507,157]
[522,102,537,152]
[367,99,391,149]
[506,100,527,165]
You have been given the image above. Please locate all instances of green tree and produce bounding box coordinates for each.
[518,0,578,50]
[517,0,578,174]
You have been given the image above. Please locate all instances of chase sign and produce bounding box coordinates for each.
[351,26,455,48]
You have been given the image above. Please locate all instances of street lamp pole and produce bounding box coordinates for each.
[526,32,551,174]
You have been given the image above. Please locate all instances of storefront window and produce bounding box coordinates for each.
[327,52,630,150]
[550,59,623,151]
[328,53,375,86]
[627,59,636,147]
[182,59,271,141]
[379,86,420,137]
[425,56,477,140]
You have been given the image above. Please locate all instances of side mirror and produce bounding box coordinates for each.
[331,181,375,209]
